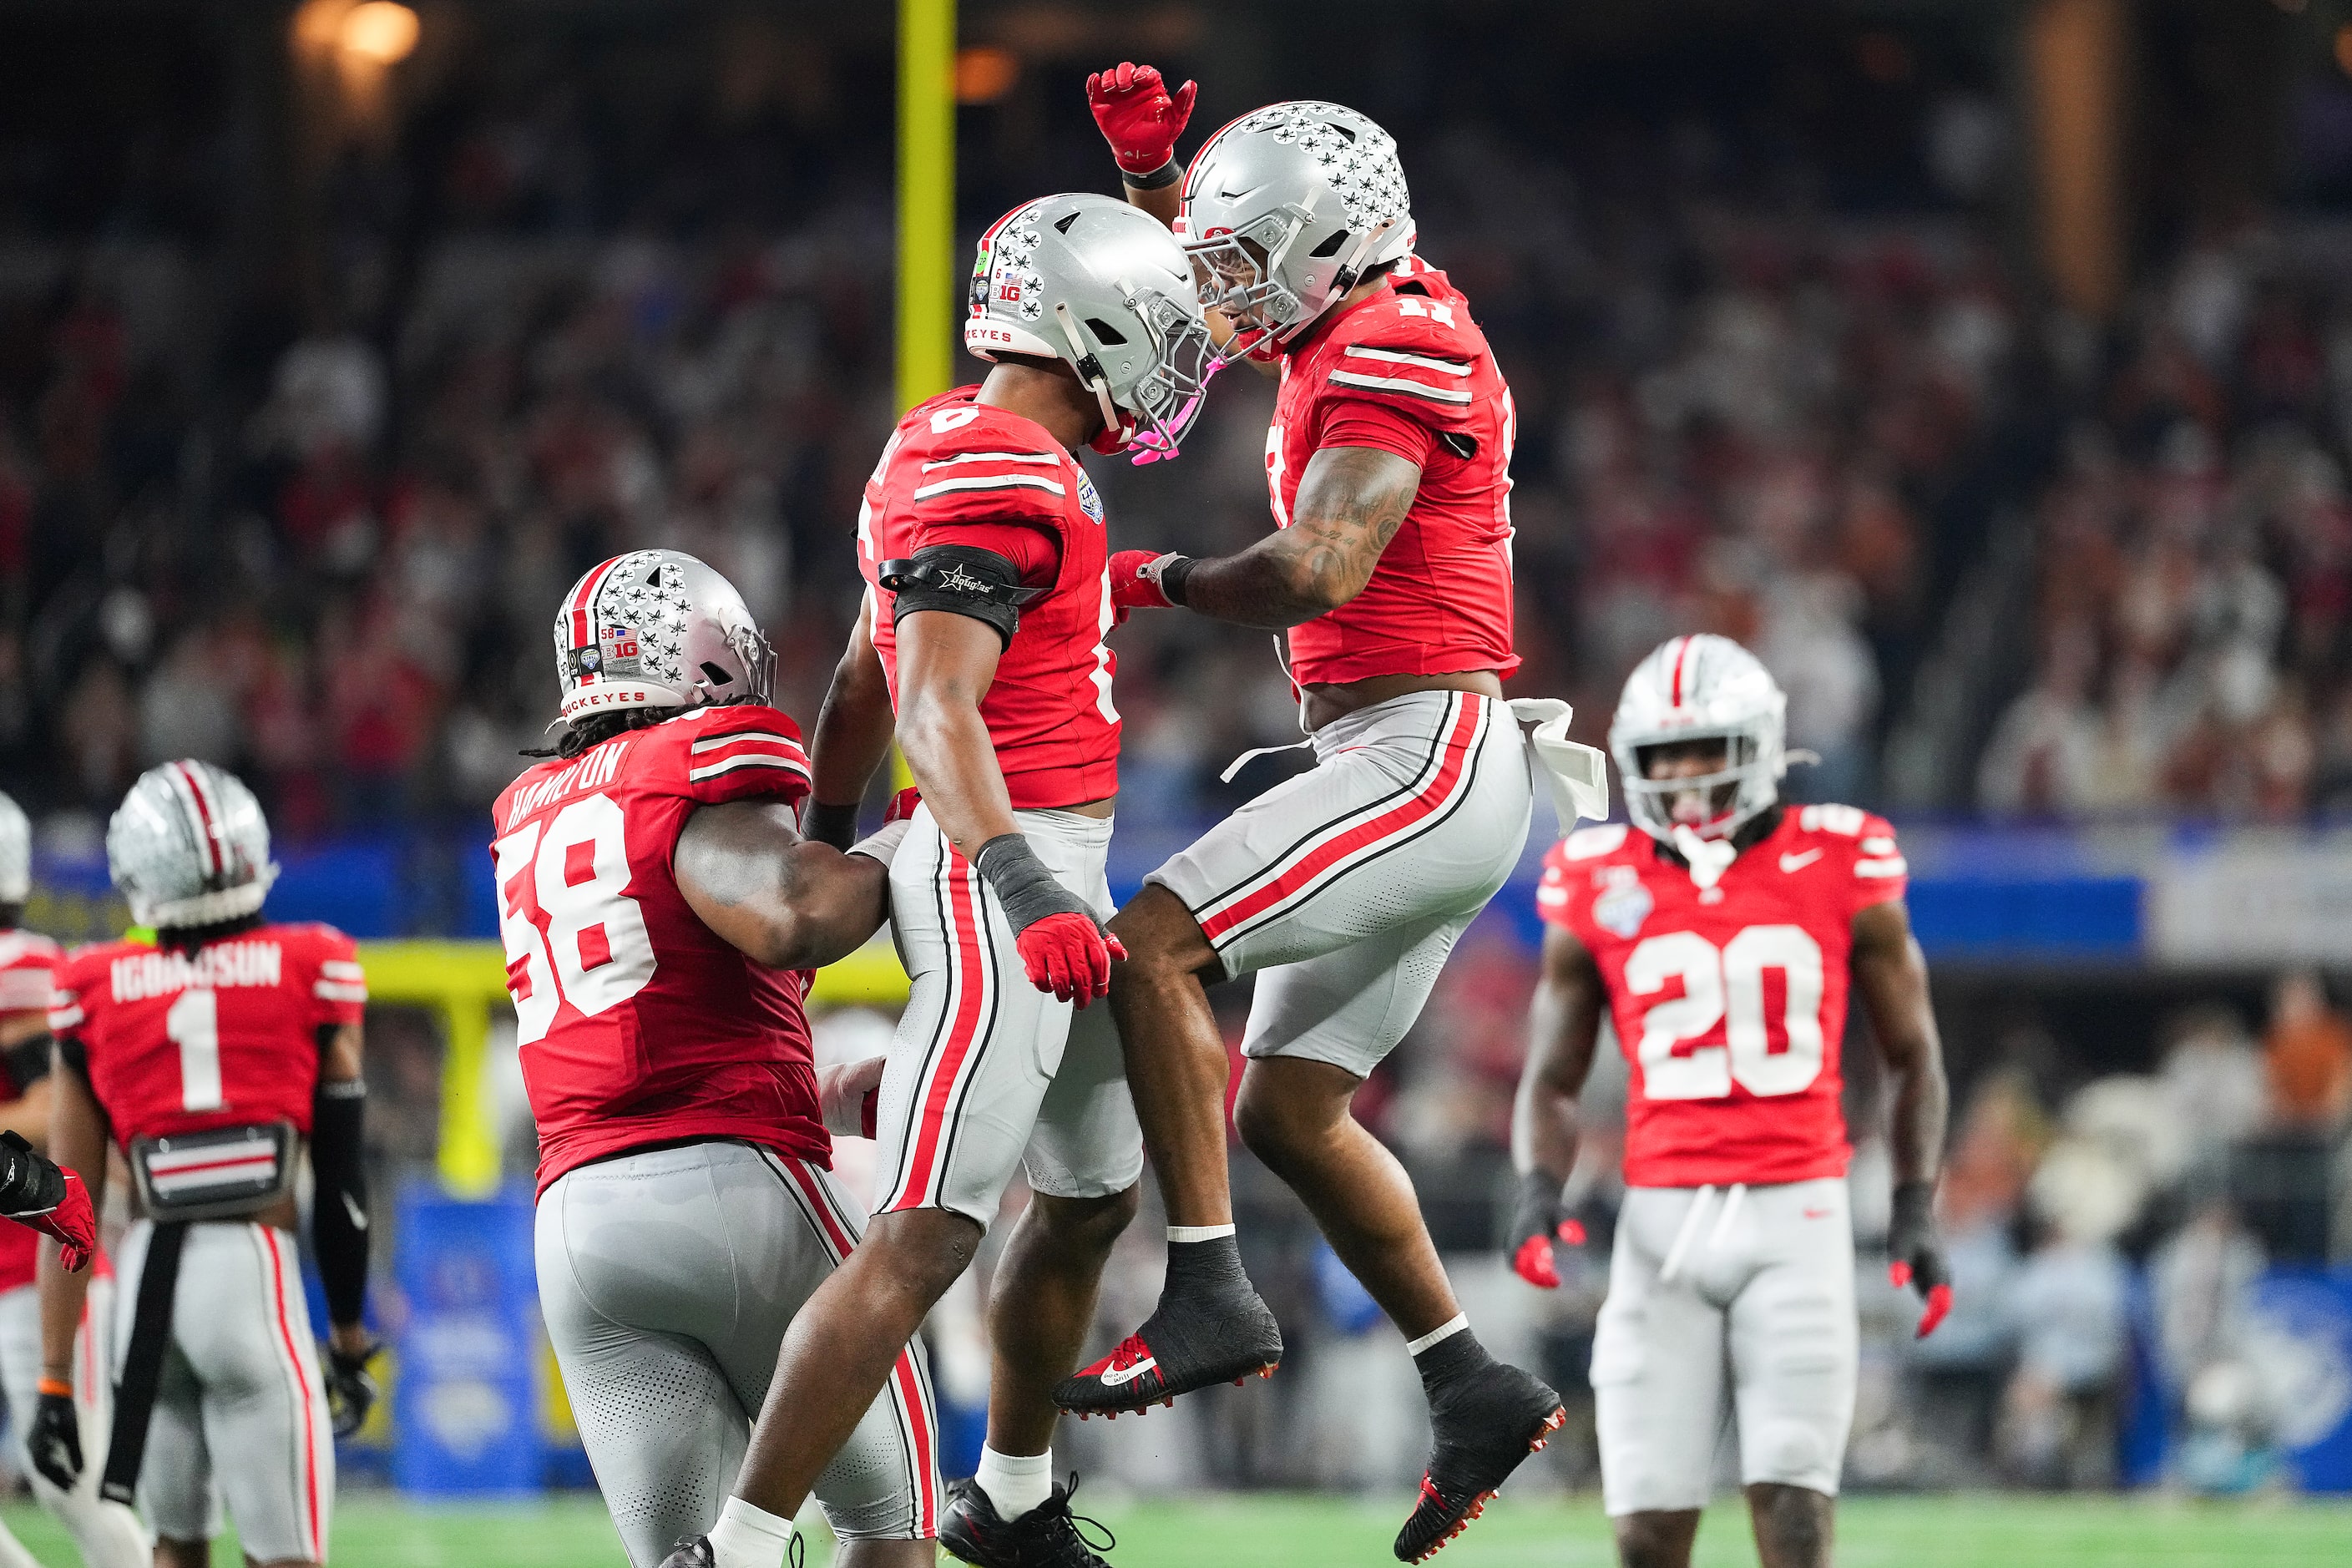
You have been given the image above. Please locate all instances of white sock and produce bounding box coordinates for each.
[706,1496,797,1568]
[1405,1313,1469,1357]
[975,1444,1054,1520]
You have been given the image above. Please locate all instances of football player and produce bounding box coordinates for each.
[35,761,376,1568]
[501,550,936,1568]
[663,194,1213,1568]
[1510,635,1953,1568]
[0,790,147,1568]
[1061,67,1564,1563]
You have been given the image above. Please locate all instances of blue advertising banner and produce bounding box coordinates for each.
[392,1182,543,1495]
[2251,1269,2352,1494]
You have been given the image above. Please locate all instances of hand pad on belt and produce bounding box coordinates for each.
[324,1339,382,1438]
[28,1389,80,1490]
[0,1130,94,1272]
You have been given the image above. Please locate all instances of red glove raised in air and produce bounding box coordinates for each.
[1086,62,1197,176]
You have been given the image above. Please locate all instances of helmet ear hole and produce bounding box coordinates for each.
[1308,229,1350,258]
[700,662,734,687]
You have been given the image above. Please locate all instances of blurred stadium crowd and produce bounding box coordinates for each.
[2,6,2350,1501]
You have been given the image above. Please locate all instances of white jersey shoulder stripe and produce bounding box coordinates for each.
[1341,344,1473,376]
[687,753,814,783]
[1855,856,1908,878]
[318,959,365,980]
[910,473,1068,501]
[919,451,1060,470]
[689,731,804,755]
[1327,369,1474,405]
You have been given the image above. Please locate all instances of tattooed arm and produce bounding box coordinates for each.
[1176,447,1421,629]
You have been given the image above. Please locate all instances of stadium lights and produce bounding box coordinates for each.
[341,2,420,67]
[955,46,1020,104]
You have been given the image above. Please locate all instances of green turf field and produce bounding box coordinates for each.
[3,1490,2347,1565]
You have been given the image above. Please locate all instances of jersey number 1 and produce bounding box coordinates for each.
[493,794,658,1043]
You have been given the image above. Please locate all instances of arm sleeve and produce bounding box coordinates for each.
[1318,395,1440,468]
[309,1075,369,1328]
[678,703,813,809]
[1852,815,1909,911]
[308,931,368,1031]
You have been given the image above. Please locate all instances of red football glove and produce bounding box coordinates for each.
[1087,62,1197,176]
[1110,550,1181,616]
[1015,912,1126,1007]
[1889,1260,1954,1339]
[20,1171,94,1275]
[1511,1219,1588,1291]
[884,787,922,823]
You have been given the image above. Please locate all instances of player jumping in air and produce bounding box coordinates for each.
[498,550,937,1568]
[0,789,148,1568]
[1057,65,1571,1564]
[37,761,377,1568]
[663,194,1213,1568]
[1510,635,1952,1568]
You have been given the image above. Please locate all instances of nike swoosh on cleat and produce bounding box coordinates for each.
[1779,849,1823,873]
[1096,1357,1158,1388]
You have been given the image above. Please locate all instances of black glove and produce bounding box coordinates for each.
[1888,1180,1952,1338]
[324,1338,382,1438]
[1505,1169,1586,1290]
[28,1389,80,1490]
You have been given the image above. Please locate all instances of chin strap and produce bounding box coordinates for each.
[1672,825,1739,893]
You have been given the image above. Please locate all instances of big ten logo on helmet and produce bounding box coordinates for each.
[1592,862,1652,939]
[600,624,643,676]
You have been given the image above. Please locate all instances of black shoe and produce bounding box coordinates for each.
[658,1532,805,1568]
[1392,1361,1565,1562]
[1052,1286,1282,1416]
[940,1473,1115,1567]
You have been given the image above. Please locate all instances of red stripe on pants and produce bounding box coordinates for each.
[1200,697,1482,943]
[889,849,986,1210]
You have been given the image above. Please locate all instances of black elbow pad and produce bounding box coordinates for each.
[881,545,1046,648]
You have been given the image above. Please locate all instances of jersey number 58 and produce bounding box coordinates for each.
[493,794,657,1043]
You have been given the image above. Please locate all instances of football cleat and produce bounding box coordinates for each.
[1393,1362,1566,1562]
[655,1536,804,1568]
[941,1473,1116,1567]
[1053,1288,1282,1417]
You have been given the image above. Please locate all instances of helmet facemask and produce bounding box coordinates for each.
[1185,210,1399,363]
[1622,731,1778,842]
[1055,293,1220,463]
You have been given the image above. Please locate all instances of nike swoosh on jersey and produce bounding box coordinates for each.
[1779,849,1824,873]
[1097,1357,1159,1388]
[1803,1206,1833,1220]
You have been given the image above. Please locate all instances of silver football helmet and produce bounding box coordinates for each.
[1611,635,1789,843]
[965,192,1216,458]
[0,791,27,904]
[554,550,776,725]
[108,761,279,928]
[1179,100,1415,357]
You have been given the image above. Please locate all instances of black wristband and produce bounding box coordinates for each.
[1159,554,1197,607]
[803,801,862,852]
[1507,1168,1564,1247]
[0,1131,62,1217]
[971,834,1095,933]
[1121,158,1181,190]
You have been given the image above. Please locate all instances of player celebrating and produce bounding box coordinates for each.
[661,194,1211,1568]
[1060,68,1564,1563]
[1510,635,1952,1568]
[35,760,377,1568]
[0,790,148,1568]
[501,550,937,1568]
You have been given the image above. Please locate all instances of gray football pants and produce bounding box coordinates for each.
[535,1141,938,1568]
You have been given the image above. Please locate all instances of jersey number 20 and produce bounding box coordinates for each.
[1625,925,1825,1100]
[493,794,657,1043]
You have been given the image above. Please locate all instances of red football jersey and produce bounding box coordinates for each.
[492,702,831,1195]
[1269,259,1520,687]
[0,928,63,1291]
[48,924,367,1151]
[856,387,1119,810]
[1536,806,1909,1188]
